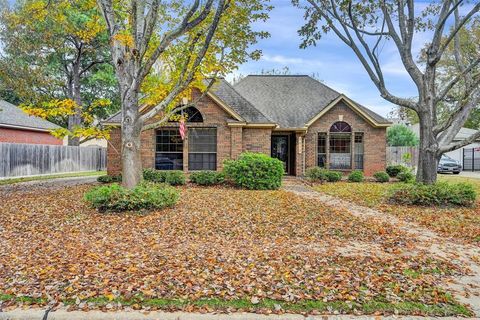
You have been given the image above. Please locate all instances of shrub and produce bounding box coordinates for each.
[386,164,408,177]
[388,182,476,207]
[84,182,180,212]
[325,170,342,182]
[305,167,328,182]
[373,171,390,183]
[97,174,122,183]
[397,170,415,183]
[190,171,225,185]
[223,152,284,190]
[143,169,186,185]
[348,170,364,182]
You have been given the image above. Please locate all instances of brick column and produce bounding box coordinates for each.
[230,126,243,159]
[296,133,305,176]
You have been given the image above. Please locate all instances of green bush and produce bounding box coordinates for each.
[84,182,180,212]
[348,170,364,182]
[397,170,415,182]
[386,164,408,177]
[305,167,342,182]
[97,174,122,183]
[143,169,186,185]
[190,171,225,185]
[388,182,476,207]
[325,170,342,182]
[223,152,284,190]
[305,167,328,182]
[373,171,390,183]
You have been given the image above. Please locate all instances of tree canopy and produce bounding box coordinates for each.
[0,0,119,144]
[387,124,419,147]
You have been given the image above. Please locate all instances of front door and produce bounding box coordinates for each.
[271,135,289,174]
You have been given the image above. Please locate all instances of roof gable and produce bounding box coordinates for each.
[233,75,390,128]
[0,100,60,131]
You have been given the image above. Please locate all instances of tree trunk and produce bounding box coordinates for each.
[416,111,439,184]
[121,90,143,189]
[67,62,83,146]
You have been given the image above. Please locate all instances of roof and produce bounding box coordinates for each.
[209,79,272,123]
[104,75,390,128]
[410,123,480,141]
[0,100,61,131]
[234,75,390,128]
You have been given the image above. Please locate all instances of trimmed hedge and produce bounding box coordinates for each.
[386,164,408,177]
[143,169,186,185]
[305,167,342,182]
[373,171,390,183]
[190,171,225,185]
[388,182,476,207]
[224,152,284,190]
[348,170,364,182]
[84,182,179,212]
[97,174,122,183]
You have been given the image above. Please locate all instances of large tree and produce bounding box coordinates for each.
[96,0,270,188]
[0,0,118,145]
[293,0,480,183]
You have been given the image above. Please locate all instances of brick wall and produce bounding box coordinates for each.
[242,128,271,154]
[107,92,242,175]
[304,101,387,176]
[0,127,63,145]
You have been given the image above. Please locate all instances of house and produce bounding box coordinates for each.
[0,100,63,145]
[104,75,391,176]
[410,123,480,170]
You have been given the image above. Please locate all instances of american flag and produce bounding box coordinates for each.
[179,118,186,140]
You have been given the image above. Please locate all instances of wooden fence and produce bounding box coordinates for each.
[386,146,419,166]
[0,143,106,178]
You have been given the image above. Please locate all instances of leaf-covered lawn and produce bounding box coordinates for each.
[0,184,471,315]
[314,176,480,243]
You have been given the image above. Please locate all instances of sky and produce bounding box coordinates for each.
[228,0,437,117]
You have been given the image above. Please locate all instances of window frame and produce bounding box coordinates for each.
[188,127,217,171]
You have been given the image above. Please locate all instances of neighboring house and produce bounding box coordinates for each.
[104,75,391,176]
[80,138,108,148]
[0,100,63,145]
[410,123,480,167]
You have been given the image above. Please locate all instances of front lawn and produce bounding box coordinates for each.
[0,184,471,316]
[314,176,480,243]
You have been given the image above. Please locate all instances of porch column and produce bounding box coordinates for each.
[296,133,305,176]
[230,126,243,159]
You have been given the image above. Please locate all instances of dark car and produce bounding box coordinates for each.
[437,154,462,174]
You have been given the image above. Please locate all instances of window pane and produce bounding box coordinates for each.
[354,133,364,169]
[329,133,351,169]
[156,129,183,170]
[188,128,217,170]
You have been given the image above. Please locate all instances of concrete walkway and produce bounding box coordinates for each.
[0,309,468,320]
[282,179,480,317]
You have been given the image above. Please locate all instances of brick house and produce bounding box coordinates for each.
[105,75,391,176]
[0,100,63,145]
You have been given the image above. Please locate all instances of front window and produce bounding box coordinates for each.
[188,128,217,170]
[156,129,183,170]
[317,133,327,167]
[354,132,364,169]
[329,121,352,170]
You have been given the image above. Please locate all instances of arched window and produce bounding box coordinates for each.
[329,121,352,169]
[169,106,203,122]
[330,121,351,133]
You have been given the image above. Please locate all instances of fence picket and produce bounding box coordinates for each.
[0,143,106,178]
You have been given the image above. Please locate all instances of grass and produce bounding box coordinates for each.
[0,293,471,316]
[0,171,105,185]
[314,175,480,243]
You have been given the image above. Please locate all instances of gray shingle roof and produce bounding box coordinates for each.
[0,100,61,131]
[104,79,273,124]
[209,79,272,123]
[234,75,390,128]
